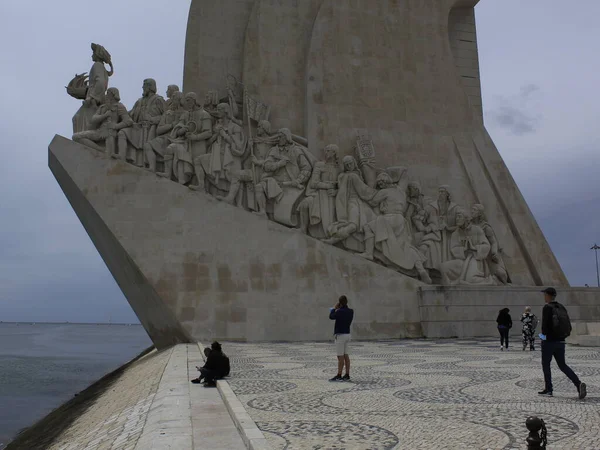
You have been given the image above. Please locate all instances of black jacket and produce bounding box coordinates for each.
[496,308,512,328]
[204,350,230,377]
[541,301,568,342]
[329,306,354,334]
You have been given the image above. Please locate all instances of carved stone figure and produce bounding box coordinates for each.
[440,209,496,285]
[471,203,511,285]
[144,91,184,174]
[405,181,427,240]
[357,171,432,283]
[323,156,377,249]
[70,43,114,133]
[297,144,340,239]
[202,103,246,195]
[72,87,132,156]
[420,185,459,269]
[255,128,312,226]
[165,84,180,110]
[355,133,378,188]
[232,120,279,211]
[204,90,220,119]
[162,92,213,187]
[117,78,166,166]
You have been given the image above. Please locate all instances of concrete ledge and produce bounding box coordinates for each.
[198,343,269,450]
[135,346,193,450]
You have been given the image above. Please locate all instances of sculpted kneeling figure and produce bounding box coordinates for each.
[359,171,431,284]
[73,87,132,156]
[439,209,496,285]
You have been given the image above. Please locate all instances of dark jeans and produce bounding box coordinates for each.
[498,327,509,348]
[200,368,219,383]
[541,340,580,392]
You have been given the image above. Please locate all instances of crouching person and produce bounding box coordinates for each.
[191,341,230,387]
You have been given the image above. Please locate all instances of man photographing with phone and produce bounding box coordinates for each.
[329,295,354,382]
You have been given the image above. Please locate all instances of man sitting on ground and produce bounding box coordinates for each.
[191,342,230,387]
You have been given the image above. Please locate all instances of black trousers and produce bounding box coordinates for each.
[200,368,219,382]
[498,327,509,348]
[541,341,580,392]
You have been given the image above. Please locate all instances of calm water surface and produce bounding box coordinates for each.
[0,323,151,448]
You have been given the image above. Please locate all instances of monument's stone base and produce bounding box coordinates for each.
[419,286,600,339]
[49,136,600,347]
[50,136,426,347]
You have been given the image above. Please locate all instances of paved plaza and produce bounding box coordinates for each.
[225,339,600,450]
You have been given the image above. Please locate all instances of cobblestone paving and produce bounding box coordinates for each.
[225,339,600,450]
[48,349,170,450]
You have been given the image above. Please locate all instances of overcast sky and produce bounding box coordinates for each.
[0,1,598,323]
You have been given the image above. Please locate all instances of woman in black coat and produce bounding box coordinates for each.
[496,308,512,350]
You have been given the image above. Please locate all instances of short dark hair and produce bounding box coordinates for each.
[203,347,211,357]
[339,295,348,306]
[211,341,222,352]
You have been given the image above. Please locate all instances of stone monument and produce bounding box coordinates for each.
[49,1,600,349]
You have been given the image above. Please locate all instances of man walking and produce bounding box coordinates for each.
[538,287,586,399]
[329,295,354,381]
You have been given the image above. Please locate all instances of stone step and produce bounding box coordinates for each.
[574,335,600,347]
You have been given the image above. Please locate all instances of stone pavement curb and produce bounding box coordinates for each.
[197,343,270,450]
[134,346,194,450]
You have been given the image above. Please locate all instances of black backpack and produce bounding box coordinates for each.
[551,302,572,339]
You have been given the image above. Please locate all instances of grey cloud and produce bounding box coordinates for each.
[489,105,538,135]
[486,83,542,136]
[0,0,599,325]
[520,83,540,98]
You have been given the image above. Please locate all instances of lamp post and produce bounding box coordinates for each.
[592,244,600,288]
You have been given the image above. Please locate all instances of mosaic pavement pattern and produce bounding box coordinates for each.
[224,339,600,450]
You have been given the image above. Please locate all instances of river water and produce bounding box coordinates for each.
[0,323,151,448]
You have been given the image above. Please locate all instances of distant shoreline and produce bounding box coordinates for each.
[0,322,142,326]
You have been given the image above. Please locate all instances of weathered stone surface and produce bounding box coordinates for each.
[419,286,600,338]
[183,0,568,288]
[49,136,424,348]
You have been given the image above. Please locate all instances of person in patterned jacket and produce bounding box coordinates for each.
[520,306,538,351]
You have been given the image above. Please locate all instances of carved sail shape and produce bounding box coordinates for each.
[49,136,427,347]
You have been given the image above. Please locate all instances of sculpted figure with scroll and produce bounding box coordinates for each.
[298,144,340,239]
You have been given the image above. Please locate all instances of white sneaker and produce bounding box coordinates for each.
[500,346,504,351]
